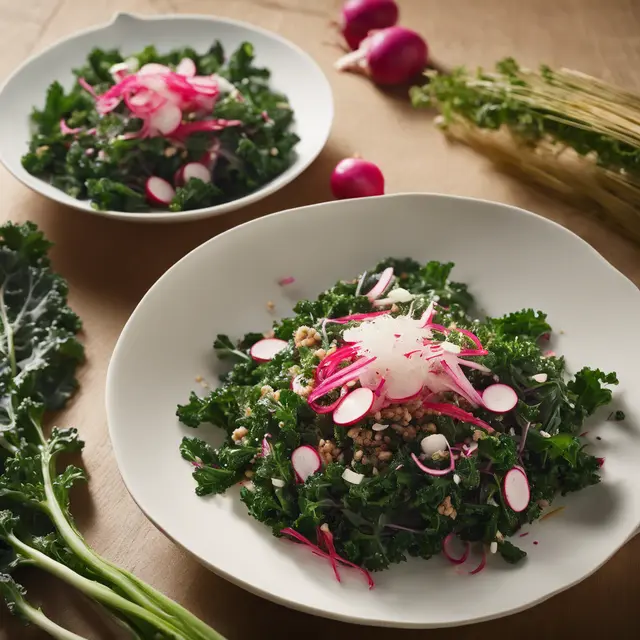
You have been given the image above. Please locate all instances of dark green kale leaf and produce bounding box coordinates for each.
[29,82,93,136]
[498,540,527,564]
[170,179,223,212]
[567,368,618,420]
[213,335,252,363]
[86,179,148,212]
[180,437,239,496]
[485,309,552,340]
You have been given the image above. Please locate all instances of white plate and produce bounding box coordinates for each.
[0,13,333,223]
[106,194,640,627]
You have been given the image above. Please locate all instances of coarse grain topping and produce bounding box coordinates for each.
[318,439,343,464]
[437,496,457,519]
[232,426,248,442]
[294,326,322,348]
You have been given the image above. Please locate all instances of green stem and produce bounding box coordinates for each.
[0,285,17,378]
[8,533,188,640]
[16,601,87,640]
[40,447,223,640]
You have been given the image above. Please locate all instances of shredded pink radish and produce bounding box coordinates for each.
[411,447,455,476]
[340,0,399,50]
[261,435,272,458]
[308,356,376,403]
[482,383,518,413]
[291,445,322,482]
[365,267,394,301]
[469,547,487,575]
[308,386,348,414]
[423,402,494,433]
[59,119,82,135]
[333,387,375,426]
[327,310,391,324]
[442,533,470,564]
[317,526,375,589]
[145,176,175,206]
[250,338,288,362]
[503,467,531,512]
[278,276,296,286]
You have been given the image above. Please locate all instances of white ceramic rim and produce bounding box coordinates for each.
[106,193,640,627]
[0,12,334,223]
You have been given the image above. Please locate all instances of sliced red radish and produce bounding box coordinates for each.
[176,57,197,77]
[482,383,518,413]
[250,338,287,362]
[182,162,211,184]
[469,546,487,575]
[291,445,322,482]
[173,166,185,187]
[145,177,175,206]
[502,467,531,513]
[384,374,423,403]
[332,387,374,426]
[186,76,219,95]
[342,468,365,485]
[420,433,449,457]
[365,267,394,301]
[531,373,548,383]
[138,63,171,75]
[442,533,470,565]
[149,103,182,136]
[411,451,455,477]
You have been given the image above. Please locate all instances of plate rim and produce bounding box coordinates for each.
[0,11,334,223]
[106,193,640,627]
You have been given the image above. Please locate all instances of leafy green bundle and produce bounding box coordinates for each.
[178,259,617,575]
[0,223,224,639]
[22,41,299,213]
[411,59,640,242]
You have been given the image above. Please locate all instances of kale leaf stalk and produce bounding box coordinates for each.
[0,223,225,640]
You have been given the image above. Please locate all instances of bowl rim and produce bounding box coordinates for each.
[0,11,334,223]
[106,192,640,627]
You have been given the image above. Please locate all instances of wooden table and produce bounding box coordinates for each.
[1,1,639,638]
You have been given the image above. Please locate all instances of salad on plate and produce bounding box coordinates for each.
[177,259,619,585]
[22,41,299,212]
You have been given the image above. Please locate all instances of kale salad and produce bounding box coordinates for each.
[177,259,618,584]
[22,42,299,212]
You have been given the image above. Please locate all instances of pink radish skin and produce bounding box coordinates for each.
[331,158,385,199]
[176,58,197,77]
[335,26,428,86]
[332,387,374,426]
[145,177,176,206]
[442,533,470,565]
[365,267,394,301]
[250,338,287,363]
[291,445,322,482]
[503,467,531,513]
[482,383,518,413]
[341,0,399,50]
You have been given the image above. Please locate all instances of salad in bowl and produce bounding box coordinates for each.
[177,258,618,584]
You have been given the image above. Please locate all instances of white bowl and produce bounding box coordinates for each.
[106,194,640,627]
[0,13,333,223]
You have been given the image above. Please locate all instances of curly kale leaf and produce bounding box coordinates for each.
[86,179,148,213]
[170,179,223,212]
[180,437,240,496]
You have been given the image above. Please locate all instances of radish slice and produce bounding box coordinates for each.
[531,373,548,383]
[366,267,394,301]
[250,338,287,362]
[271,478,285,488]
[109,62,130,82]
[442,533,470,565]
[176,57,197,77]
[420,433,448,457]
[145,177,175,206]
[411,451,455,477]
[149,103,182,135]
[332,387,374,426]
[173,166,186,187]
[182,162,211,184]
[138,63,171,75]
[342,468,365,485]
[503,467,531,513]
[482,384,518,413]
[291,445,321,482]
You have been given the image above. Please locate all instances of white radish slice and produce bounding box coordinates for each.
[250,338,287,362]
[145,177,175,206]
[441,341,461,354]
[291,445,321,483]
[385,375,423,403]
[182,162,211,184]
[502,467,531,513]
[532,373,548,383]
[212,74,236,93]
[176,58,197,77]
[372,423,388,432]
[187,76,219,95]
[149,103,182,136]
[332,387,374,426]
[482,383,518,413]
[420,433,449,457]
[342,468,365,485]
[138,62,171,75]
[366,267,394,301]
[271,478,285,488]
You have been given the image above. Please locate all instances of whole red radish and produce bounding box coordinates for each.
[341,0,399,50]
[331,158,385,199]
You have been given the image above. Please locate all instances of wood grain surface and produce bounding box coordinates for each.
[1,1,639,638]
